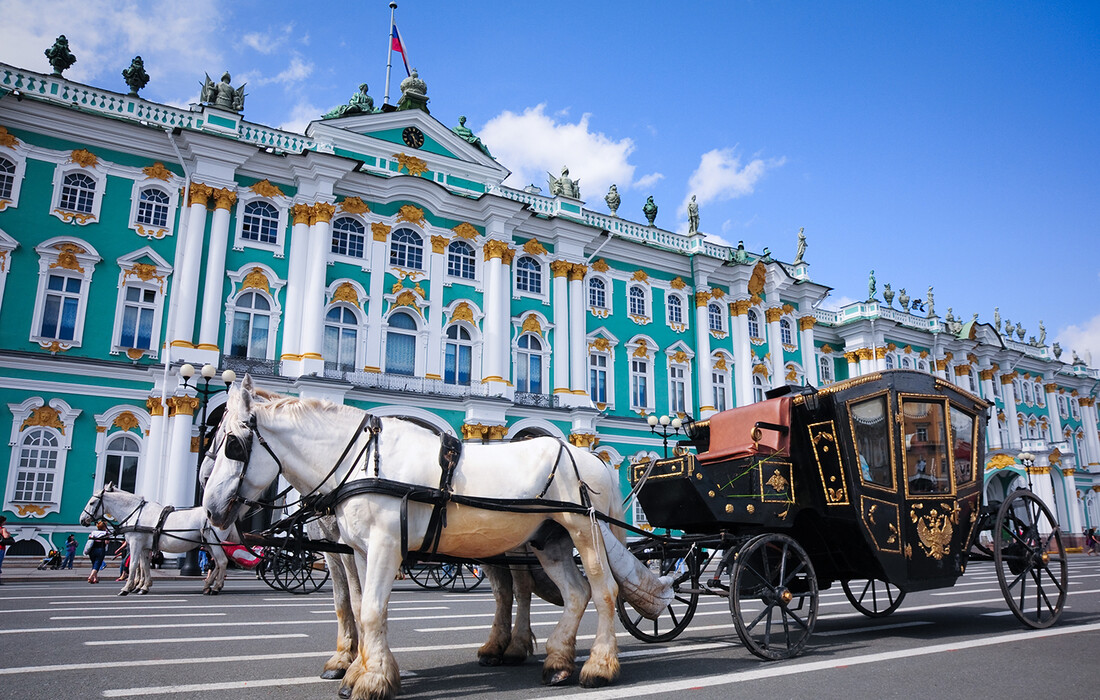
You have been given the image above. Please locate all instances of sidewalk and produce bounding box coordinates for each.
[0,555,235,583]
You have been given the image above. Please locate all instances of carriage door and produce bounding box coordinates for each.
[898,396,960,574]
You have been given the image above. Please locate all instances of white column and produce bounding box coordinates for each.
[1001,373,1020,451]
[364,225,388,372]
[799,316,818,387]
[1085,400,1100,466]
[139,396,168,502]
[694,291,715,416]
[163,395,199,508]
[170,183,211,349]
[846,350,862,378]
[300,203,335,374]
[568,263,588,400]
[481,241,507,383]
[731,302,753,406]
[1062,469,1084,538]
[1044,382,1063,440]
[859,348,875,376]
[766,307,785,388]
[280,204,312,367]
[934,355,948,380]
[1028,465,1058,534]
[980,369,1002,450]
[198,189,236,350]
[425,235,447,380]
[550,260,571,397]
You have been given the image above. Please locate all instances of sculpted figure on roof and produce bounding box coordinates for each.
[323,84,375,119]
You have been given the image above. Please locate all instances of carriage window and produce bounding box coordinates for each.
[901,399,951,495]
[850,396,893,488]
[950,406,975,484]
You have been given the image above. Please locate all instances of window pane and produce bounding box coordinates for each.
[950,407,975,485]
[851,396,893,488]
[901,400,951,494]
[249,313,270,358]
[386,332,416,375]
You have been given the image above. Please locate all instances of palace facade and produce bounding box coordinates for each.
[1,59,1098,555]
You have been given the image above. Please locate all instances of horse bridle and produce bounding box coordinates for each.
[82,489,107,524]
[216,415,290,512]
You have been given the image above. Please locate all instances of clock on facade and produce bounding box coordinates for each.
[402,126,425,149]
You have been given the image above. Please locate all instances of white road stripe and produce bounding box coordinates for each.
[102,676,334,697]
[86,633,308,646]
[931,587,1000,596]
[814,621,932,636]
[0,619,335,634]
[53,613,227,620]
[547,621,1100,699]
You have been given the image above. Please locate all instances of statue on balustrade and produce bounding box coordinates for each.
[452,116,491,155]
[122,56,150,97]
[642,196,658,226]
[45,35,77,77]
[549,166,580,199]
[794,227,807,263]
[732,241,750,265]
[323,83,375,119]
[604,184,620,216]
[201,72,246,112]
[687,195,700,234]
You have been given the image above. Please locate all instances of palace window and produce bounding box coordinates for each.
[669,364,687,414]
[713,369,728,412]
[444,325,473,386]
[819,355,833,384]
[323,305,359,370]
[0,156,14,200]
[12,429,59,503]
[331,217,366,258]
[516,334,544,394]
[780,318,794,346]
[389,228,423,270]
[885,354,895,370]
[901,356,912,369]
[631,357,649,410]
[135,187,170,229]
[752,373,766,403]
[515,255,542,294]
[589,352,608,404]
[708,303,724,333]
[118,286,157,350]
[447,240,476,280]
[667,294,683,325]
[229,291,272,359]
[1071,398,1080,421]
[59,172,96,214]
[103,433,140,493]
[588,277,607,310]
[30,239,100,348]
[241,200,280,244]
[629,285,647,318]
[384,311,418,376]
[39,273,83,342]
[747,309,761,339]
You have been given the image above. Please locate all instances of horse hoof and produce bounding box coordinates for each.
[320,669,346,680]
[581,675,612,689]
[337,684,352,699]
[543,669,572,686]
[478,655,503,667]
[117,590,129,597]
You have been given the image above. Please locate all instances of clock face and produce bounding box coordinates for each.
[402,126,425,149]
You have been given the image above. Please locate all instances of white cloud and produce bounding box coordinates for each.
[278,100,323,135]
[680,148,785,216]
[480,104,637,196]
[633,172,664,190]
[1055,314,1100,367]
[244,56,313,87]
[821,295,858,312]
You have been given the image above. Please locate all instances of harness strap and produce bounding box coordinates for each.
[151,505,176,552]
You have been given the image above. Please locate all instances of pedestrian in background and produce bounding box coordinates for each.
[62,534,77,569]
[0,515,14,585]
[84,521,109,584]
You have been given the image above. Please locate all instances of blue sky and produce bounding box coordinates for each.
[2,0,1098,362]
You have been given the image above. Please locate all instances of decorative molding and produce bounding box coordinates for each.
[371,222,391,241]
[142,162,172,181]
[0,125,18,148]
[451,301,474,323]
[331,282,360,306]
[695,290,710,307]
[292,203,312,225]
[591,258,610,273]
[241,267,271,293]
[396,204,426,227]
[393,152,428,176]
[521,314,543,336]
[49,242,87,273]
[248,179,285,198]
[311,202,335,224]
[550,259,572,278]
[69,148,98,168]
[112,411,140,432]
[589,337,611,352]
[765,307,784,323]
[669,276,687,290]
[483,239,512,261]
[338,195,370,214]
[798,316,816,331]
[568,432,599,449]
[212,187,237,211]
[21,406,65,433]
[452,222,478,240]
[430,234,448,254]
[631,270,649,284]
[522,238,548,256]
[146,397,164,417]
[568,263,587,281]
[166,395,200,417]
[820,343,834,354]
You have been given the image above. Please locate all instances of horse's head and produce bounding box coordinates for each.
[202,374,279,528]
[80,483,112,526]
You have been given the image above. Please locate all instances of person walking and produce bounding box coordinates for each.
[62,534,77,569]
[1087,527,1098,556]
[85,521,110,584]
[0,515,14,585]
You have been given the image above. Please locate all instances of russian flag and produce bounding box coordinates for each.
[391,24,410,77]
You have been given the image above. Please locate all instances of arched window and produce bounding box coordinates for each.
[589,352,608,404]
[136,187,170,228]
[331,217,366,258]
[59,172,96,213]
[901,356,912,369]
[447,240,476,279]
[0,156,14,200]
[389,228,423,269]
[385,312,417,376]
[13,429,59,503]
[752,373,766,403]
[667,294,683,325]
[119,285,157,350]
[747,309,761,339]
[708,303,724,332]
[104,433,140,493]
[241,200,280,244]
[588,278,606,309]
[39,272,83,341]
[515,255,542,293]
[444,325,472,385]
[1022,382,1033,405]
[885,354,895,370]
[230,291,271,359]
[1035,382,1045,407]
[631,356,649,409]
[323,306,358,370]
[818,355,833,384]
[669,364,686,413]
[628,286,647,317]
[780,318,793,345]
[516,334,543,394]
[918,359,929,372]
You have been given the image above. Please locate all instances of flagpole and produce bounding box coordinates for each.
[384,1,397,106]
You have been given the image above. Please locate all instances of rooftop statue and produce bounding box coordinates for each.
[122,56,150,97]
[994,307,1001,332]
[396,68,430,112]
[1053,342,1063,359]
[794,227,807,263]
[45,35,77,77]
[201,72,246,112]
[898,288,910,311]
[452,116,491,156]
[687,195,699,234]
[1015,322,1025,341]
[323,83,375,119]
[926,286,935,317]
[642,195,658,226]
[732,240,750,265]
[1038,320,1046,345]
[882,283,894,307]
[945,307,955,323]
[760,247,774,263]
[604,184,620,216]
[868,269,876,301]
[549,166,580,199]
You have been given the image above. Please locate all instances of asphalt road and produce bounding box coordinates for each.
[2,557,1100,700]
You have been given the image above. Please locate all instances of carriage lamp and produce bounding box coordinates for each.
[648,414,684,458]
[176,363,236,576]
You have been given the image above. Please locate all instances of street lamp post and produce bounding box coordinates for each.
[177,363,236,576]
[647,414,684,458]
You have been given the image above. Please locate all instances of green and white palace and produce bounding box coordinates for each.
[1,58,1099,557]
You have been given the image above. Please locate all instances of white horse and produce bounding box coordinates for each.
[203,375,639,700]
[80,484,239,595]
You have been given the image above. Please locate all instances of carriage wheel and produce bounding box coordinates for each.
[841,578,906,617]
[441,563,485,592]
[290,552,329,595]
[993,489,1067,629]
[406,563,453,590]
[616,550,700,643]
[258,553,283,591]
[729,533,818,660]
[268,548,326,593]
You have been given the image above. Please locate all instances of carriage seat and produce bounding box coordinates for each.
[697,396,792,464]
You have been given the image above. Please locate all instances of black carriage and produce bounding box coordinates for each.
[623,369,1067,659]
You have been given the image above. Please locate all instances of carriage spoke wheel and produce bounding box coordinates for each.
[442,563,485,592]
[291,552,329,595]
[406,563,452,590]
[993,489,1067,629]
[271,548,314,592]
[730,533,818,660]
[617,550,700,643]
[841,578,905,617]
